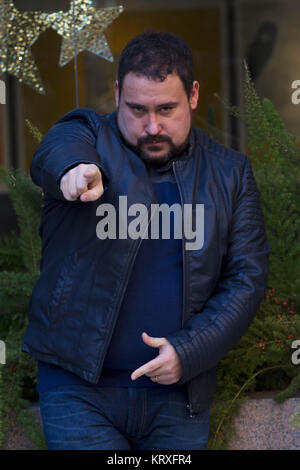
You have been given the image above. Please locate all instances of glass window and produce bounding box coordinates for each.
[1,0,300,179]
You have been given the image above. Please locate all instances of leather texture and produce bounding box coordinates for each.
[21,108,270,414]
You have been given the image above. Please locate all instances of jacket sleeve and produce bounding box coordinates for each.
[30,108,109,201]
[166,156,270,384]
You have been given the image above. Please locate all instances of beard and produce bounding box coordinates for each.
[116,109,191,168]
[134,134,190,168]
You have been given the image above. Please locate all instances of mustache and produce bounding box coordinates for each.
[137,135,173,146]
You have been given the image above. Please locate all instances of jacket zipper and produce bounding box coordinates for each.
[95,200,157,383]
[172,161,195,418]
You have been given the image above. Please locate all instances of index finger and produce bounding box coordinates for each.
[131,357,162,381]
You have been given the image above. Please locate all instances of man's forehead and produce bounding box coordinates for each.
[121,72,186,99]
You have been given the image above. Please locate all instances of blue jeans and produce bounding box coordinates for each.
[38,385,210,450]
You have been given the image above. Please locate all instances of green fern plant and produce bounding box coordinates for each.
[208,63,300,450]
[0,121,44,449]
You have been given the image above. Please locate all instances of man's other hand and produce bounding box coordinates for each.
[131,332,183,385]
[60,163,104,202]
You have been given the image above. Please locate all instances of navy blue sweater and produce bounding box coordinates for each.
[37,174,184,393]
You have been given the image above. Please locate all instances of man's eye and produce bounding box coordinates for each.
[132,106,144,113]
[160,107,173,113]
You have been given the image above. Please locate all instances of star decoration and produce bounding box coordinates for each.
[0,0,48,94]
[46,0,124,67]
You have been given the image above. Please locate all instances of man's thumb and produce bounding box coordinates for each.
[84,168,99,181]
[142,332,165,348]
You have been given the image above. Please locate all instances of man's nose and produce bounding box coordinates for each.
[145,113,162,135]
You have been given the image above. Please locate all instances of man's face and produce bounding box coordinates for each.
[115,72,199,166]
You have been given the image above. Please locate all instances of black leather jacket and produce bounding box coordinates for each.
[21,108,270,415]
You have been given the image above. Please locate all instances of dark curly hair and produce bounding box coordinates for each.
[117,30,194,98]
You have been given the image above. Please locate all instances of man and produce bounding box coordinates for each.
[22,30,270,450]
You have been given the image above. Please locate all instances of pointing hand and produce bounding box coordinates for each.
[131,332,182,385]
[60,163,104,202]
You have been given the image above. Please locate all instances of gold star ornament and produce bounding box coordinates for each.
[0,0,48,94]
[46,0,124,67]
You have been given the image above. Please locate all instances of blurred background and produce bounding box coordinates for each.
[1,0,300,234]
[0,2,300,450]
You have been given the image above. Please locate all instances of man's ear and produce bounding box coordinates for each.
[189,80,200,110]
[114,80,120,107]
